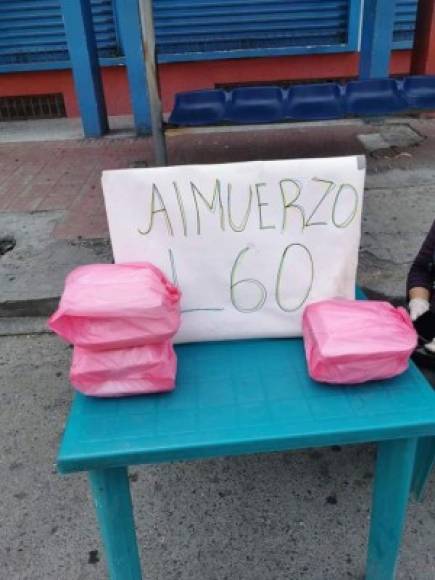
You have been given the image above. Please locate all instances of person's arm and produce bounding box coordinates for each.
[409,287,431,301]
[407,220,435,300]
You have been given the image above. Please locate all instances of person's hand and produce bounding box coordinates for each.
[409,297,430,321]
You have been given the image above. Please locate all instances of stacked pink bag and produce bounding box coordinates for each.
[48,263,181,397]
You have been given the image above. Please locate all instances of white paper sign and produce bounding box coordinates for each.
[103,156,365,343]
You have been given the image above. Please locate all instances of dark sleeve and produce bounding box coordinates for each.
[407,220,435,295]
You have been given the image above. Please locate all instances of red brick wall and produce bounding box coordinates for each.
[0,67,131,117]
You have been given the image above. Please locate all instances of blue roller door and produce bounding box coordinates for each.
[0,0,120,67]
[0,0,420,72]
[393,0,418,48]
[153,0,421,62]
[153,0,362,62]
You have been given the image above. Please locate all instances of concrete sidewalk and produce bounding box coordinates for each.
[1,117,435,317]
[1,117,435,579]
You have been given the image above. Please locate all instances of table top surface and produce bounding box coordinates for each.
[58,338,435,473]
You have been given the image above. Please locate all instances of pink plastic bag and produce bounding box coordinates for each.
[71,341,177,397]
[48,263,181,349]
[302,299,417,384]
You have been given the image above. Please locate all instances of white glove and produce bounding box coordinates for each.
[424,339,435,353]
[409,298,430,321]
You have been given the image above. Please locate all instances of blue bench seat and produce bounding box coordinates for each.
[168,76,435,126]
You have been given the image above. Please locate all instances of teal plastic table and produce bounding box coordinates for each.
[58,338,435,580]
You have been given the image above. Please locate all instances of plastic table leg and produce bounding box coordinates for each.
[411,436,435,501]
[89,467,142,580]
[366,438,417,580]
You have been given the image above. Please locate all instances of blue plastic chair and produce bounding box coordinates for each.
[170,89,227,126]
[345,79,408,116]
[226,86,286,123]
[286,83,345,120]
[403,76,435,110]
[58,334,435,580]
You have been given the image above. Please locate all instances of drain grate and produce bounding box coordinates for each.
[0,237,16,256]
[0,94,66,121]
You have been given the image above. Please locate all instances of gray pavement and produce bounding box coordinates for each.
[0,332,434,580]
[0,116,135,143]
[0,212,111,317]
[2,117,435,314]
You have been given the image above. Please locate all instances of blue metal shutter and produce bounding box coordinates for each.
[154,0,361,63]
[393,0,418,49]
[0,0,119,66]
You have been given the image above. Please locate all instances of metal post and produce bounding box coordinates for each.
[138,0,168,166]
[359,0,396,80]
[411,0,435,75]
[60,0,108,137]
[115,0,152,135]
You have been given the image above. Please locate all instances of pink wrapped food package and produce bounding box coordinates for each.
[71,341,177,397]
[302,299,417,384]
[49,263,181,350]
